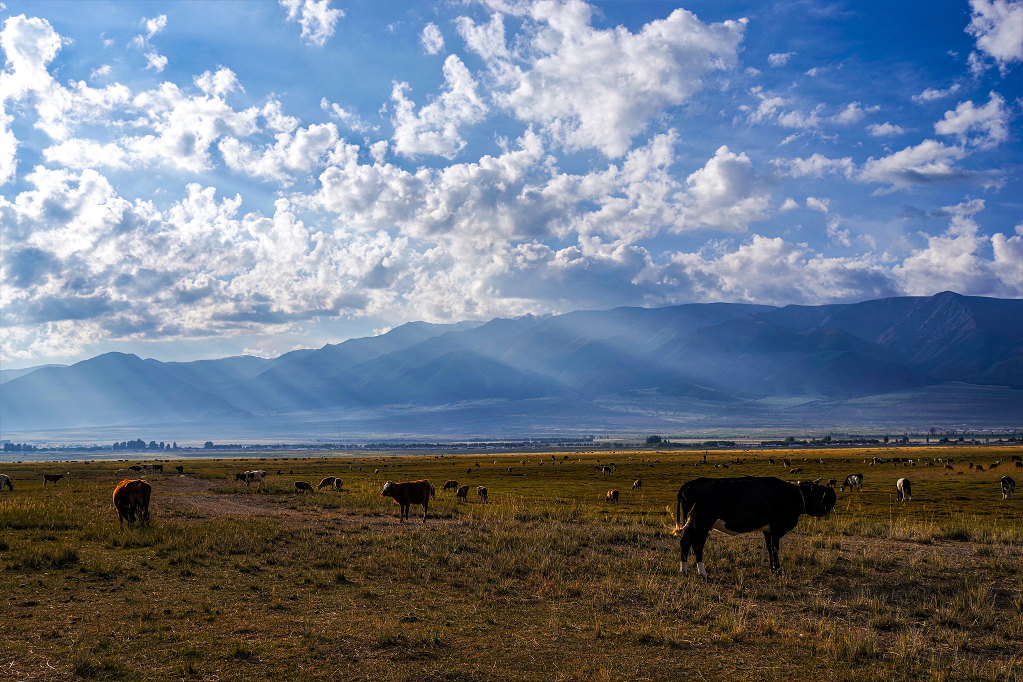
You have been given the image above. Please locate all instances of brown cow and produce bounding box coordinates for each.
[442,480,459,492]
[112,479,152,527]
[456,484,469,502]
[295,481,314,492]
[43,473,64,487]
[606,489,620,503]
[825,478,838,488]
[317,476,336,490]
[477,486,489,503]
[381,480,435,522]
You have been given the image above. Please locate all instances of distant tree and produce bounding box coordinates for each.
[645,435,662,445]
[785,436,796,444]
[172,442,178,450]
[204,441,214,449]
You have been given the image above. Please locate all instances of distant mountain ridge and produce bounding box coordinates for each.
[2,292,1021,434]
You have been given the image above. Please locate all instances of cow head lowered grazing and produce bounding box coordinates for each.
[672,476,836,578]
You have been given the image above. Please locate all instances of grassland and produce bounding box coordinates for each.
[1,445,1021,681]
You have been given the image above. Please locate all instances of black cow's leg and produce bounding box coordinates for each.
[764,531,781,574]
[692,527,711,579]
[679,529,692,574]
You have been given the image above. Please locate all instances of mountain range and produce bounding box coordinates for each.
[2,292,1022,439]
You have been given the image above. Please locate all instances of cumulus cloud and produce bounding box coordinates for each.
[459,1,747,157]
[965,0,1023,73]
[831,101,878,125]
[279,0,343,47]
[745,87,822,129]
[767,51,794,66]
[806,197,830,213]
[867,122,905,137]
[390,55,487,159]
[676,145,770,232]
[857,140,969,191]
[934,92,1010,148]
[420,22,444,54]
[894,215,1023,296]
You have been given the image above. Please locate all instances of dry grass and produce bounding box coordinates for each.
[0,445,1020,680]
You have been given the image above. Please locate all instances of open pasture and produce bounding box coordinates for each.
[1,446,1021,680]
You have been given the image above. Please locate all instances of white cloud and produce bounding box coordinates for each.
[90,64,111,80]
[279,0,344,47]
[912,83,962,102]
[867,122,905,137]
[461,2,747,157]
[42,138,128,170]
[894,215,1023,296]
[780,197,799,211]
[857,139,969,191]
[420,22,444,55]
[143,15,167,39]
[767,52,794,66]
[934,92,1010,148]
[806,197,830,213]
[144,51,167,72]
[321,98,374,133]
[826,217,851,247]
[390,54,487,159]
[219,122,341,181]
[966,0,1023,73]
[746,87,822,129]
[676,145,770,232]
[831,101,878,125]
[194,67,241,97]
[773,153,854,178]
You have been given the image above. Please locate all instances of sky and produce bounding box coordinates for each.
[0,0,1020,370]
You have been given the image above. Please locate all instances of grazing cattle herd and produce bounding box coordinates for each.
[0,449,1018,576]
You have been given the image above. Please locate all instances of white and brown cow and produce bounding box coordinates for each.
[841,473,864,492]
[1001,476,1016,500]
[896,477,912,502]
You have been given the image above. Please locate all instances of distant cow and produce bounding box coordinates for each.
[235,470,266,490]
[632,480,642,490]
[789,467,802,475]
[112,479,152,527]
[1002,476,1016,500]
[381,480,435,523]
[317,477,336,490]
[841,473,864,492]
[175,465,184,474]
[0,474,12,492]
[456,484,469,502]
[477,486,489,503]
[673,477,836,577]
[825,478,838,488]
[896,478,912,502]
[295,481,313,493]
[43,474,64,487]
[606,489,619,503]
[443,480,459,492]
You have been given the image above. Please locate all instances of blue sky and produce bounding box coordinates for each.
[0,0,1020,369]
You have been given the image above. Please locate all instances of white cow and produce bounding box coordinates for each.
[896,477,912,502]
[235,470,266,490]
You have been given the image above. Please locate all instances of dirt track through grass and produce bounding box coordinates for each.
[0,446,1021,680]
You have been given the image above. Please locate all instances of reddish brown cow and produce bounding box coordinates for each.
[606,489,620,503]
[381,480,435,523]
[43,473,64,487]
[112,479,152,527]
[442,480,459,492]
[456,484,469,502]
[477,486,489,503]
[632,479,642,490]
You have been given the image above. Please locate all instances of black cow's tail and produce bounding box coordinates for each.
[670,489,693,536]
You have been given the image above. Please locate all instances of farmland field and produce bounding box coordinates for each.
[1,446,1021,681]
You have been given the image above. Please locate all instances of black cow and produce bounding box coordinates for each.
[1002,476,1016,500]
[672,476,836,577]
